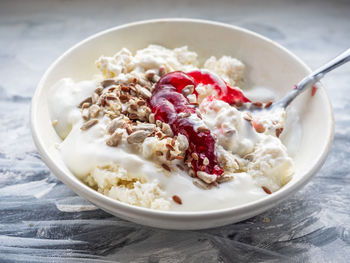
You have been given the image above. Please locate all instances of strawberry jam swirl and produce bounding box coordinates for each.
[149,70,250,177]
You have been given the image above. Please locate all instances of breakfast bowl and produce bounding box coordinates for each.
[31,18,334,230]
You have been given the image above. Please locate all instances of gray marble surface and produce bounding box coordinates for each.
[1,0,350,262]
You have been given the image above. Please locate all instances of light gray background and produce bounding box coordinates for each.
[1,0,350,262]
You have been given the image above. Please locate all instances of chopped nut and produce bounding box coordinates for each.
[172,195,182,205]
[197,171,216,184]
[89,104,100,118]
[81,119,98,130]
[127,130,152,144]
[149,113,155,124]
[203,157,209,166]
[187,94,197,104]
[126,125,133,135]
[181,85,194,97]
[178,112,191,118]
[177,134,189,151]
[156,120,162,128]
[106,131,123,147]
[193,178,212,190]
[162,123,173,137]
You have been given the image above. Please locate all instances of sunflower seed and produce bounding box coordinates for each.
[106,117,124,134]
[95,86,103,95]
[81,119,98,130]
[101,79,116,88]
[81,102,90,109]
[139,87,152,99]
[193,178,212,190]
[92,92,100,104]
[79,97,92,108]
[217,174,234,183]
[197,171,216,184]
[106,131,123,147]
[127,130,152,144]
[89,104,100,118]
[132,123,156,132]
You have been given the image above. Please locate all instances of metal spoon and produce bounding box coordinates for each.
[243,48,350,111]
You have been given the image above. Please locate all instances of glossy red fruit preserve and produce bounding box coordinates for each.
[149,71,249,177]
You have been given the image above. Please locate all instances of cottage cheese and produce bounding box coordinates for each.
[49,45,297,211]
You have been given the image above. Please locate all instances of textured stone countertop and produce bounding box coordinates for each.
[1,0,350,262]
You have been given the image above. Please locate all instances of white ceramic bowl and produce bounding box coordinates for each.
[31,19,334,230]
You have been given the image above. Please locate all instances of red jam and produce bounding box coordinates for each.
[149,70,250,177]
[188,70,250,105]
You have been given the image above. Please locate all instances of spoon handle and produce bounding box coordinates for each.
[279,48,350,108]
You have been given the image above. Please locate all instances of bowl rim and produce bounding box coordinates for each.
[31,18,334,220]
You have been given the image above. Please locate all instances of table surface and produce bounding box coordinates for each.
[1,0,350,262]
